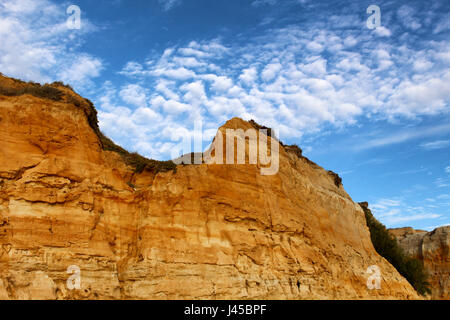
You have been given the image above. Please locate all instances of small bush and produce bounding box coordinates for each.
[359,202,431,296]
[0,82,63,101]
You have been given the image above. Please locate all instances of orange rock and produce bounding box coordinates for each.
[0,75,420,299]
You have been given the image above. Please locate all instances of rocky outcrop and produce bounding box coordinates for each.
[389,227,450,300]
[0,74,420,299]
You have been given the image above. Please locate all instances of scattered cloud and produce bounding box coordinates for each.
[356,158,390,166]
[0,0,101,88]
[420,140,450,150]
[119,84,148,108]
[383,213,441,225]
[159,0,182,11]
[58,55,103,89]
[358,124,450,150]
[251,0,277,7]
[107,20,449,158]
[381,167,428,177]
[370,198,442,227]
[397,5,422,31]
[373,26,392,37]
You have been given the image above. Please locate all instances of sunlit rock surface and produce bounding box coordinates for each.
[0,74,420,299]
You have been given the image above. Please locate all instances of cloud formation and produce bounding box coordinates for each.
[0,0,449,164]
[0,0,102,88]
[159,0,182,11]
[100,15,449,158]
[371,198,442,227]
[420,140,450,150]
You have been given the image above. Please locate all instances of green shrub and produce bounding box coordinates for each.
[359,202,431,296]
[0,82,63,101]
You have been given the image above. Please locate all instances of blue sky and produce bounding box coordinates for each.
[0,0,449,230]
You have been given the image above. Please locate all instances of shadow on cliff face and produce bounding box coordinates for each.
[359,202,431,296]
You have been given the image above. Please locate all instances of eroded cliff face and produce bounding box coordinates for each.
[0,75,420,299]
[389,227,450,300]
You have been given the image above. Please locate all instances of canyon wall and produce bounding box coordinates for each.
[0,75,420,299]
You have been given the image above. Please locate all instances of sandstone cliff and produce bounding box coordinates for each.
[389,226,450,300]
[0,74,420,299]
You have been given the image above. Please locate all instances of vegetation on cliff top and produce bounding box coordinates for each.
[99,133,176,174]
[359,202,431,296]
[0,79,64,101]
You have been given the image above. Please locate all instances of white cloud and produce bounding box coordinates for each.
[181,81,208,105]
[159,0,182,11]
[0,0,101,88]
[413,59,433,72]
[155,79,180,100]
[373,26,392,37]
[239,67,258,85]
[388,71,450,116]
[261,63,282,81]
[202,75,234,92]
[371,199,402,211]
[397,5,422,30]
[343,36,357,47]
[173,56,206,68]
[359,124,450,150]
[152,67,196,80]
[151,96,191,114]
[119,61,149,77]
[132,107,162,124]
[107,18,450,159]
[251,0,277,7]
[299,58,327,76]
[420,140,450,150]
[435,177,450,188]
[306,41,324,53]
[58,55,103,88]
[433,13,450,34]
[371,198,442,226]
[119,84,148,108]
[335,54,368,72]
[178,47,211,59]
[383,213,441,225]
